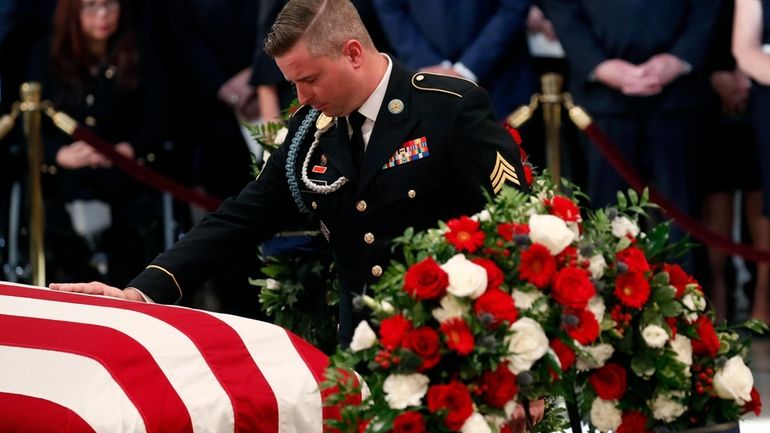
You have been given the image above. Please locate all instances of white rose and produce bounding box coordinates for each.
[274,127,289,145]
[528,214,575,255]
[611,216,640,239]
[642,324,669,348]
[589,398,622,432]
[576,343,615,371]
[649,392,686,422]
[265,278,281,290]
[714,356,754,404]
[587,296,606,323]
[512,289,544,311]
[461,412,492,433]
[507,317,549,373]
[471,209,492,222]
[382,373,430,409]
[669,334,693,367]
[682,293,706,312]
[431,294,467,323]
[441,254,488,299]
[349,320,377,352]
[588,253,607,279]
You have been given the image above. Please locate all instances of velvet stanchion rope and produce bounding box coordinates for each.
[582,122,770,263]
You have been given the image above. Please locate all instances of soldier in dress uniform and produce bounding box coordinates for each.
[51,0,528,347]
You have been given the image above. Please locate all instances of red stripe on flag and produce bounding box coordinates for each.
[0,314,193,433]
[0,285,280,433]
[0,392,97,433]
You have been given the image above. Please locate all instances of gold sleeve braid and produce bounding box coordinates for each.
[145,265,183,299]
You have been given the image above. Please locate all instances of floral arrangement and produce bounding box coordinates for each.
[322,171,766,433]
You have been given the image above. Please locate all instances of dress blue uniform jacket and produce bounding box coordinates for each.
[128,61,529,345]
[373,0,536,119]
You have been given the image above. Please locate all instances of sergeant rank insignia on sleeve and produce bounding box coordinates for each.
[490,151,520,193]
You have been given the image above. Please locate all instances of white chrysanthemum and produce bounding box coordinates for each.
[682,292,706,312]
[512,289,545,311]
[349,321,377,352]
[611,216,640,238]
[507,317,549,373]
[642,324,669,348]
[441,254,488,299]
[649,392,687,422]
[383,373,430,409]
[431,294,467,323]
[714,356,754,404]
[471,209,492,222]
[669,334,693,367]
[461,412,492,433]
[576,343,615,371]
[587,296,606,323]
[590,398,622,432]
[528,214,575,255]
[588,253,607,279]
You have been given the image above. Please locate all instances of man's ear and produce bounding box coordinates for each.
[342,39,364,68]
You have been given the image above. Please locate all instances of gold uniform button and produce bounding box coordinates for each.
[311,201,318,210]
[85,116,97,126]
[364,232,375,244]
[356,200,367,212]
[371,265,383,277]
[407,189,416,199]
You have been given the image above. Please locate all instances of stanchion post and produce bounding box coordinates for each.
[540,73,563,186]
[20,82,46,286]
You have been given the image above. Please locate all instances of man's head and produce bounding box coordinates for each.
[265,0,384,116]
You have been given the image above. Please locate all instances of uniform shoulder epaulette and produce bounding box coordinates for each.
[411,72,478,98]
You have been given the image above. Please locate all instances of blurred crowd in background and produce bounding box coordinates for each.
[0,0,768,324]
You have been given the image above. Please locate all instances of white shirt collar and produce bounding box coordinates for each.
[356,54,392,123]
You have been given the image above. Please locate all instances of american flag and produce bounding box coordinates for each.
[0,282,332,433]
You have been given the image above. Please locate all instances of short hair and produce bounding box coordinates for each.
[264,0,375,58]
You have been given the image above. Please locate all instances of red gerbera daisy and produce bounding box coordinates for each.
[518,243,557,288]
[445,216,485,253]
[614,272,651,309]
[440,317,475,355]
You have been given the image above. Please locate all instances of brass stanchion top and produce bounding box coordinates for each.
[20,82,42,103]
[540,73,564,100]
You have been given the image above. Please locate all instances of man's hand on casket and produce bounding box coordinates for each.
[509,398,545,433]
[49,282,146,302]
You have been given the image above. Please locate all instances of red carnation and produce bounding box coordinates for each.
[497,222,530,241]
[617,411,649,433]
[481,362,518,408]
[472,257,505,290]
[616,247,651,274]
[664,263,701,298]
[519,243,557,289]
[743,387,762,416]
[589,363,628,400]
[552,267,596,309]
[445,216,485,253]
[474,288,518,327]
[393,411,426,433]
[545,195,580,222]
[440,317,475,355]
[614,272,651,309]
[691,315,720,357]
[564,309,600,345]
[404,257,449,300]
[404,327,441,371]
[427,382,474,431]
[379,315,413,350]
[550,338,576,371]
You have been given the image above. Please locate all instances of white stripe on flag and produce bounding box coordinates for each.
[212,313,324,433]
[0,345,147,433]
[0,295,234,433]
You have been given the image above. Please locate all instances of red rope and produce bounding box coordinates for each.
[582,123,770,263]
[72,125,222,212]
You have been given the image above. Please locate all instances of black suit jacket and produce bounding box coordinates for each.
[541,0,720,114]
[129,62,528,344]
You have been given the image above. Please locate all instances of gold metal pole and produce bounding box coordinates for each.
[21,82,46,286]
[540,73,564,186]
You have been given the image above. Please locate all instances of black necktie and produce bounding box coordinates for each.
[348,111,366,170]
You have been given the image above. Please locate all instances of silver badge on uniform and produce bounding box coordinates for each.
[387,98,404,114]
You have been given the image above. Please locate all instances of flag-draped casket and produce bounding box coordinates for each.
[0,282,331,433]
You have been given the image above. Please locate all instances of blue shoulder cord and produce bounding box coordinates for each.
[285,108,320,214]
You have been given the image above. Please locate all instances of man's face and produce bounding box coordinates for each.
[276,39,357,117]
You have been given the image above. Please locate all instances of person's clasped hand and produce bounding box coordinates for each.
[56,140,110,169]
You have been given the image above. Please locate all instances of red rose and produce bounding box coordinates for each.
[617,410,649,433]
[474,288,518,327]
[445,216,485,253]
[519,243,557,289]
[393,411,426,433]
[552,267,596,309]
[472,257,505,290]
[589,363,627,400]
[440,317,475,355]
[404,257,449,300]
[545,195,580,222]
[743,387,762,416]
[550,338,576,371]
[481,362,518,408]
[379,315,413,350]
[404,327,441,371]
[664,263,701,298]
[616,247,651,274]
[497,222,529,241]
[564,309,600,345]
[427,382,474,431]
[614,272,651,309]
[691,315,720,357]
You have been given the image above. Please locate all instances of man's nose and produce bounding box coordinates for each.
[296,85,313,106]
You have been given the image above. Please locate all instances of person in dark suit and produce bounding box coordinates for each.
[541,0,720,222]
[372,0,536,121]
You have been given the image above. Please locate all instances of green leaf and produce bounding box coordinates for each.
[628,189,639,206]
[631,353,655,377]
[652,284,676,303]
[660,300,683,317]
[616,191,628,208]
